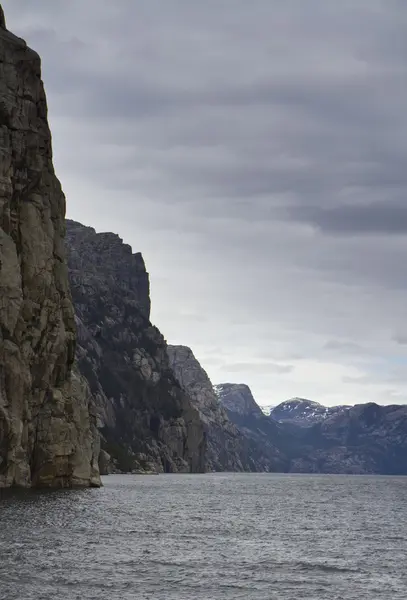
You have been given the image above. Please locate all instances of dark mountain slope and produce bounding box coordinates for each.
[168,347,286,471]
[218,383,407,475]
[66,220,206,474]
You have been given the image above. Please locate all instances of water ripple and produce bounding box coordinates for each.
[1,473,407,599]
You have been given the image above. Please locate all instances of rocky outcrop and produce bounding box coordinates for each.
[215,383,265,419]
[213,382,288,470]
[270,398,349,426]
[168,345,276,471]
[65,221,206,474]
[0,9,100,487]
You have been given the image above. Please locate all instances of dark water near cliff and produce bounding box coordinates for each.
[1,473,406,599]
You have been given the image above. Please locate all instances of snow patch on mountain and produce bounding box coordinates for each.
[270,398,351,426]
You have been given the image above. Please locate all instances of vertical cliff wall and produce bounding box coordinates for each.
[0,9,100,487]
[167,345,248,471]
[168,346,288,472]
[66,220,206,474]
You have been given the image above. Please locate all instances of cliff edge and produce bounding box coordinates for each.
[168,346,287,471]
[0,8,100,487]
[66,220,206,474]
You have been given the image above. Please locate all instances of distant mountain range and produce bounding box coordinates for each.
[217,388,407,475]
[268,398,350,426]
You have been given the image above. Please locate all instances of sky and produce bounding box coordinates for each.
[4,0,407,407]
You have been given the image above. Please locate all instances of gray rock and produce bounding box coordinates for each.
[215,383,264,418]
[168,345,252,471]
[215,382,289,471]
[65,221,206,474]
[0,8,100,488]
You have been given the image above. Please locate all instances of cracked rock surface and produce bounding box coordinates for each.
[0,9,100,487]
[66,220,206,474]
[168,346,287,472]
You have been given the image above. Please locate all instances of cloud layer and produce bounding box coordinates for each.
[4,0,407,406]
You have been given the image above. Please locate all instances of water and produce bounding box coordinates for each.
[1,473,406,600]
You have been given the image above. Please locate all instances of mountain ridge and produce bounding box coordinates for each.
[217,383,407,474]
[65,220,206,475]
[270,398,351,426]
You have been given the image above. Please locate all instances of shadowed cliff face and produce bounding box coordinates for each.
[215,383,291,468]
[0,8,100,487]
[215,384,265,419]
[168,346,287,472]
[168,345,248,471]
[65,220,206,474]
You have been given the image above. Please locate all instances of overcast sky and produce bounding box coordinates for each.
[4,0,407,407]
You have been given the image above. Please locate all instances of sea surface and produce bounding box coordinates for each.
[1,473,406,599]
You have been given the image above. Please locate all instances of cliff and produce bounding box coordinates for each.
[216,383,290,468]
[215,383,265,419]
[65,221,206,474]
[0,10,100,487]
[168,345,276,471]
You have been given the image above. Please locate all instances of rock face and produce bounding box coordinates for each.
[0,10,100,487]
[270,398,349,426]
[65,221,206,474]
[168,345,275,471]
[215,383,265,419]
[214,382,289,471]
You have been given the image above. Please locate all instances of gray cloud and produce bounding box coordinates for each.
[223,362,294,375]
[3,0,407,406]
[394,333,407,346]
[323,340,369,355]
[288,203,407,235]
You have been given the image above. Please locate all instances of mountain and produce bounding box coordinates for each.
[215,383,289,470]
[214,384,264,418]
[218,382,407,474]
[168,346,285,471]
[0,10,100,488]
[65,221,206,474]
[289,402,407,474]
[270,398,349,426]
[167,346,246,471]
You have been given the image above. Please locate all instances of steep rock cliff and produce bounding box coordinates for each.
[65,220,206,474]
[215,383,265,419]
[216,383,290,468]
[0,11,100,487]
[168,345,265,471]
